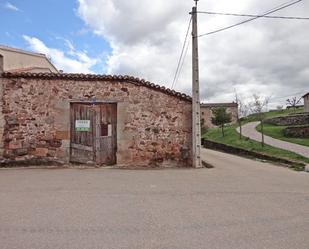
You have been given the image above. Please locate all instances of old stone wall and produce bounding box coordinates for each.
[0,74,192,167]
[202,139,305,170]
[265,114,309,126]
[283,126,309,138]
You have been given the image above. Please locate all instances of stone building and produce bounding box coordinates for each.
[0,72,192,167]
[0,45,58,73]
[200,102,238,129]
[303,92,309,112]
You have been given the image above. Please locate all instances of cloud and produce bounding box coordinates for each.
[23,35,100,73]
[4,2,20,11]
[76,0,308,107]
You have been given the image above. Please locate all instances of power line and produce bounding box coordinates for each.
[270,90,306,101]
[174,36,191,88]
[197,11,309,20]
[171,17,192,89]
[198,0,303,38]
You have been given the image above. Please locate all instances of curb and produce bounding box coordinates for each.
[202,139,306,171]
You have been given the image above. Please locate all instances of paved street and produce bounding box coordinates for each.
[239,121,309,158]
[0,149,309,249]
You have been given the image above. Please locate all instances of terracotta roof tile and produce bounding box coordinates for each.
[1,72,192,102]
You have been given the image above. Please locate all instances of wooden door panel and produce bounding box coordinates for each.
[96,137,113,164]
[70,104,95,164]
[70,144,94,164]
[70,103,117,165]
[95,104,117,165]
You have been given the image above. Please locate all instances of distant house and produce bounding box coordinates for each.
[303,92,309,112]
[200,102,238,128]
[0,45,58,73]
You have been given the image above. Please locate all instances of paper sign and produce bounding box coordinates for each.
[75,120,91,131]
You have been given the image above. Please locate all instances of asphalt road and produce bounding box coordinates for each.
[0,149,308,249]
[239,121,309,158]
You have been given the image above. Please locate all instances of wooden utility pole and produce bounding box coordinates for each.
[191,0,202,168]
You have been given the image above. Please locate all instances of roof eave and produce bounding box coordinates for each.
[0,72,192,102]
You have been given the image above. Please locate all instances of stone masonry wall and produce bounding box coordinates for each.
[283,126,309,138]
[265,114,309,126]
[0,76,192,167]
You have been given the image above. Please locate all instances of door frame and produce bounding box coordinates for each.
[69,101,118,165]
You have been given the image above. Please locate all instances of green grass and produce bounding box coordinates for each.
[244,108,304,123]
[203,124,309,165]
[256,123,309,147]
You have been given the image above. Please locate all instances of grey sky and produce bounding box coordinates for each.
[77,0,309,108]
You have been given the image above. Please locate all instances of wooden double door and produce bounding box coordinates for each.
[70,103,117,165]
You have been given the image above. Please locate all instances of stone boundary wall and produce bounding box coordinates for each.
[265,114,309,126]
[0,74,192,167]
[201,139,305,169]
[283,126,309,138]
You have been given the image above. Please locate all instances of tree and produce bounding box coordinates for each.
[211,107,232,137]
[286,97,301,112]
[249,94,271,147]
[234,90,249,140]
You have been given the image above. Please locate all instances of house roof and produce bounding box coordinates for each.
[1,72,192,102]
[302,92,309,98]
[201,102,238,108]
[0,45,46,57]
[7,67,55,73]
[0,45,58,73]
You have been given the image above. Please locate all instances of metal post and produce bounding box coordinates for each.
[191,4,202,168]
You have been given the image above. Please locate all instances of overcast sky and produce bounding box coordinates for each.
[1,0,308,108]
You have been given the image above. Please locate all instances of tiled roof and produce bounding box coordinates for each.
[1,72,192,102]
[201,102,238,108]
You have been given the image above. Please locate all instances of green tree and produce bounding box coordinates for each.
[211,107,232,137]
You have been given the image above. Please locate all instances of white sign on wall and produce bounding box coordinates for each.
[75,120,91,131]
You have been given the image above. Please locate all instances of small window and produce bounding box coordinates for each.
[101,124,112,137]
[101,124,108,136]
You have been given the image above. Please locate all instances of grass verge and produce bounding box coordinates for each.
[244,108,304,123]
[256,123,309,147]
[203,124,309,166]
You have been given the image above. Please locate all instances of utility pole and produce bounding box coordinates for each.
[191,0,202,168]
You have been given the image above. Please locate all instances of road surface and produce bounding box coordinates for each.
[239,121,309,158]
[0,149,308,249]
